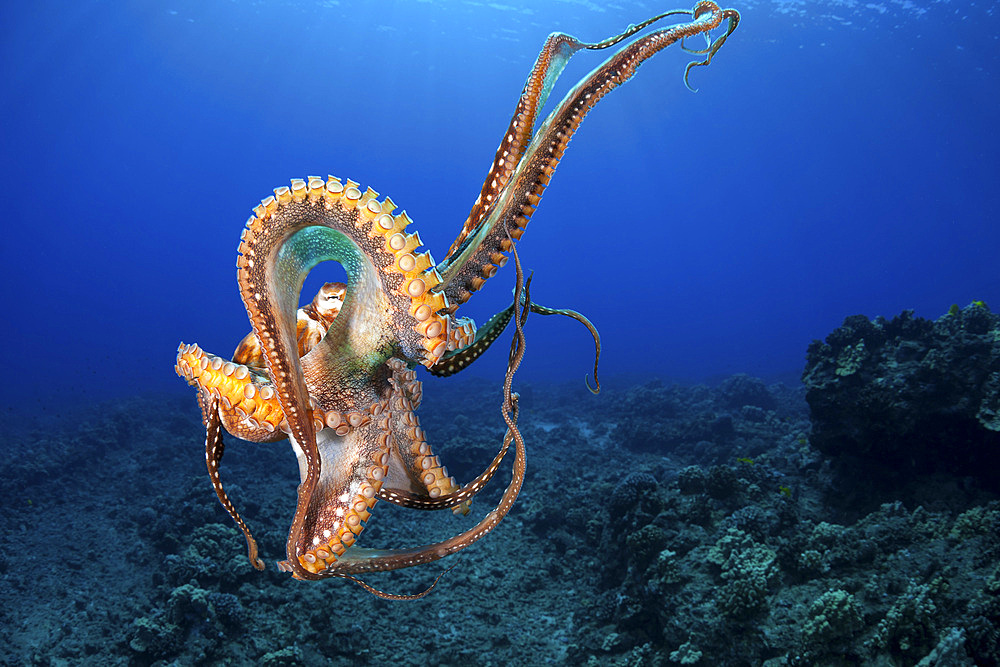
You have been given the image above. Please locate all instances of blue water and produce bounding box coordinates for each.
[1,0,998,413]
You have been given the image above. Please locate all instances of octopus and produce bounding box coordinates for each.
[175,1,739,597]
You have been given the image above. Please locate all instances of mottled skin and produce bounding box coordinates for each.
[175,2,739,597]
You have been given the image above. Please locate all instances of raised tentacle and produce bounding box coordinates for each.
[433,2,738,310]
[445,8,695,262]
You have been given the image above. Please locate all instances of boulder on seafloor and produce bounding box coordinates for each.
[802,303,1000,483]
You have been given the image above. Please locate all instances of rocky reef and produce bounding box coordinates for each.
[1,307,998,665]
[803,303,1000,507]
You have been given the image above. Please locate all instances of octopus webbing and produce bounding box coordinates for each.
[175,2,739,597]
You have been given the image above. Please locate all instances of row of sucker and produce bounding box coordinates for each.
[378,403,513,515]
[281,357,431,576]
[444,31,584,259]
[382,359,470,514]
[175,343,385,443]
[281,425,390,576]
[237,175,454,370]
[444,7,705,261]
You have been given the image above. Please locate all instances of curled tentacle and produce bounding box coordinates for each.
[525,304,602,394]
[683,7,740,91]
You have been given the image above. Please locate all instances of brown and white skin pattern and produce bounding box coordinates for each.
[175,2,739,597]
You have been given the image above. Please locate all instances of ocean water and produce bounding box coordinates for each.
[2,0,997,412]
[2,1,999,665]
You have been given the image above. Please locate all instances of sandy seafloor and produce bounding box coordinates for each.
[2,365,998,667]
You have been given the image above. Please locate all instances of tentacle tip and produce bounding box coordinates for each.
[683,65,700,92]
[344,562,460,600]
[585,375,601,395]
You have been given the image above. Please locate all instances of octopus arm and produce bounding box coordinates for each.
[444,7,701,261]
[433,2,735,309]
[199,392,265,570]
[296,415,524,578]
[378,424,512,512]
[429,295,522,377]
[236,181,434,580]
[281,423,389,577]
[291,242,533,584]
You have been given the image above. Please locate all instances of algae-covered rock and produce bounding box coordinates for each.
[127,615,181,659]
[801,589,863,644]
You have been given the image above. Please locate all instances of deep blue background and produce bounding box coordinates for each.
[2,0,998,415]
